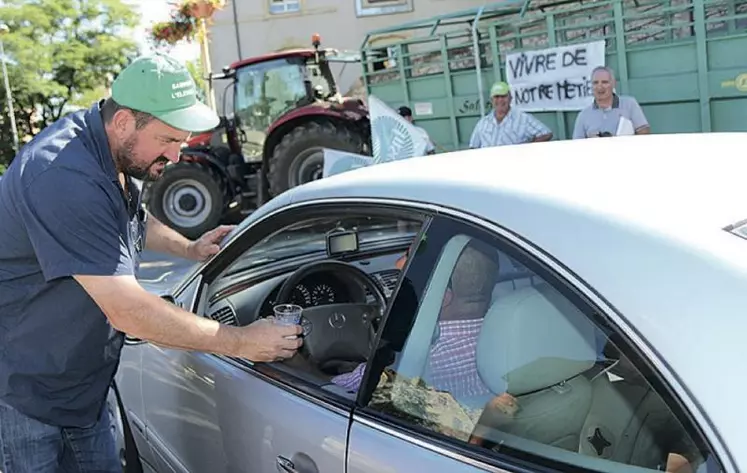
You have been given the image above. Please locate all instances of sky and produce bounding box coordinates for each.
[127,0,200,63]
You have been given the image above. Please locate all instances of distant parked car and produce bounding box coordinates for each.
[111,133,745,473]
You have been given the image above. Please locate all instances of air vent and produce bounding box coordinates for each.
[367,269,402,301]
[210,304,238,326]
[376,269,401,289]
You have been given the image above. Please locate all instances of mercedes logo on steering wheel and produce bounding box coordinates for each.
[328,312,346,329]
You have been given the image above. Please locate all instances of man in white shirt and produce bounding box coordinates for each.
[469,81,552,149]
[572,66,650,139]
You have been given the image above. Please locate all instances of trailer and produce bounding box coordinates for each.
[359,0,747,151]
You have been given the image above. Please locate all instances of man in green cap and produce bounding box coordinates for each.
[0,52,302,471]
[469,80,553,149]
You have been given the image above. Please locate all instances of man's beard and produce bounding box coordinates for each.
[115,135,169,181]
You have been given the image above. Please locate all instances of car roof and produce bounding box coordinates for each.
[293,132,744,238]
[279,132,747,466]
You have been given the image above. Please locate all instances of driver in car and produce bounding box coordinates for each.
[331,239,501,401]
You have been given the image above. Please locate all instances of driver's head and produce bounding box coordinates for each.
[440,239,500,321]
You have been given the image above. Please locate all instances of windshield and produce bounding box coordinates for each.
[223,215,422,276]
[234,58,309,137]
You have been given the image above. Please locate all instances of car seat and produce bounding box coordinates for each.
[470,282,599,451]
[578,355,703,469]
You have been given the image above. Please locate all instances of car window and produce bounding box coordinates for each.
[220,214,421,278]
[199,204,430,400]
[360,216,723,473]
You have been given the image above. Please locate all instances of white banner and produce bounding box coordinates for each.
[369,95,430,164]
[322,95,431,179]
[506,40,606,112]
[322,148,374,178]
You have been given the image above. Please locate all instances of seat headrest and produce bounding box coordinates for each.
[476,283,598,396]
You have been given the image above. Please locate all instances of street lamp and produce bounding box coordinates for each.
[0,24,20,154]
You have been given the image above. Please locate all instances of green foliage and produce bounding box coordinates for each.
[0,0,140,167]
[185,57,206,103]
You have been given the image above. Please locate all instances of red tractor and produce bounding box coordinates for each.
[144,35,371,238]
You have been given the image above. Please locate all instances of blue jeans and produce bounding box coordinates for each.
[0,399,120,473]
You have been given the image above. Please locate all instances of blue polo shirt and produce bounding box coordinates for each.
[0,101,145,427]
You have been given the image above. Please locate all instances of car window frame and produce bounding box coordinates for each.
[179,198,434,413]
[352,206,731,473]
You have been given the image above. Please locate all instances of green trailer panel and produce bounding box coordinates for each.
[360,0,747,152]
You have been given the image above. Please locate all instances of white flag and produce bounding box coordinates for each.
[368,95,429,164]
[322,148,374,178]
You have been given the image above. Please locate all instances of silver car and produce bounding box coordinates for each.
[112,133,746,473]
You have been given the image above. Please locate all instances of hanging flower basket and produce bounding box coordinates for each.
[179,0,226,20]
[151,19,196,46]
[150,0,226,46]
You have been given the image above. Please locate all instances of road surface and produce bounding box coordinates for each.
[137,250,196,294]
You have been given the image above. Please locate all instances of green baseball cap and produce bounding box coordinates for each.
[490,81,510,96]
[111,53,219,133]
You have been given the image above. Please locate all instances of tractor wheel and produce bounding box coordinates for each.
[147,162,226,240]
[268,121,364,197]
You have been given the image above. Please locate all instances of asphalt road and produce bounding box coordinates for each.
[137,250,197,293]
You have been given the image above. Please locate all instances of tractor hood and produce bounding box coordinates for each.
[269,97,368,135]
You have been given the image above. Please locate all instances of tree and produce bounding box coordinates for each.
[0,0,140,168]
[186,57,206,104]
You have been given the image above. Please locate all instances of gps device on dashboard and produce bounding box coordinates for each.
[326,230,359,256]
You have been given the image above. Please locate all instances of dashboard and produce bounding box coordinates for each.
[258,272,354,317]
[205,251,406,327]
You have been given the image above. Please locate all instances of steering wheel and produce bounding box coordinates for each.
[273,260,388,371]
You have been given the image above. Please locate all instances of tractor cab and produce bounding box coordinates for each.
[222,34,364,164]
[146,35,369,241]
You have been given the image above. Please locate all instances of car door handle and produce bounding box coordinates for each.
[276,456,299,473]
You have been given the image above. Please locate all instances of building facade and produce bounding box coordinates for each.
[207,0,490,104]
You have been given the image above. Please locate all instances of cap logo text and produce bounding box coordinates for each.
[172,88,196,99]
[172,80,192,90]
[171,80,195,99]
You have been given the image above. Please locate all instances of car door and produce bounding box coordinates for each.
[141,201,428,473]
[347,211,727,473]
[137,274,212,473]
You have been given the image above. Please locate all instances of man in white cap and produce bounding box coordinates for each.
[469,80,553,149]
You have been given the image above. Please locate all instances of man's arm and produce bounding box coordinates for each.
[145,212,233,261]
[627,97,651,134]
[144,212,192,259]
[74,274,300,360]
[526,113,553,142]
[468,120,482,149]
[18,170,299,361]
[572,111,587,139]
[531,132,553,142]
